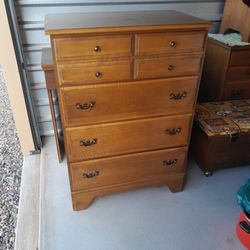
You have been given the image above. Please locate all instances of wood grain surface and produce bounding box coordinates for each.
[65,114,192,162]
[60,76,199,127]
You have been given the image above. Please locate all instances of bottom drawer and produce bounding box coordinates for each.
[222,82,250,100]
[70,147,187,191]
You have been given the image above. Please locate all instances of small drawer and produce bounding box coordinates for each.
[60,76,199,126]
[225,66,250,83]
[135,31,205,56]
[222,82,250,100]
[230,50,250,66]
[65,114,192,162]
[54,35,132,60]
[135,56,201,80]
[57,60,132,85]
[70,147,187,191]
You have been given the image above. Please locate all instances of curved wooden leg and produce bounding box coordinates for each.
[168,182,184,193]
[167,175,185,193]
[72,192,95,211]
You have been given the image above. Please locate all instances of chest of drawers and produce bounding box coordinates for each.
[199,38,250,102]
[45,10,210,210]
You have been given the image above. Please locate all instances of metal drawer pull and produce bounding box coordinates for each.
[83,171,100,179]
[170,91,187,100]
[166,127,182,135]
[80,138,98,147]
[168,65,174,71]
[75,101,95,111]
[231,89,244,97]
[94,45,101,52]
[163,159,178,166]
[95,71,102,78]
[169,41,177,48]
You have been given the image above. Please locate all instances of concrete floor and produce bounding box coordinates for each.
[15,154,40,250]
[41,136,249,250]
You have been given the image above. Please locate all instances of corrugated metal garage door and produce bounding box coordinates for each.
[13,0,224,136]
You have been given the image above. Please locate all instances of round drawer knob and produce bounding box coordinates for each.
[168,65,174,71]
[169,41,177,47]
[94,45,101,52]
[95,71,102,78]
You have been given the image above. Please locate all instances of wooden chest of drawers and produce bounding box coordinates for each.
[199,38,250,102]
[45,10,210,210]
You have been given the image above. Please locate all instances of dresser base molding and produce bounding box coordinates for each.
[71,173,185,211]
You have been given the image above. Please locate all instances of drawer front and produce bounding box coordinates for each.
[135,31,205,55]
[65,114,192,162]
[60,76,199,126]
[225,66,250,83]
[57,60,132,85]
[54,35,132,60]
[135,56,201,80]
[70,147,187,191]
[230,50,250,66]
[222,82,250,100]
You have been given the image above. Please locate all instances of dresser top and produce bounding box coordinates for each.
[45,10,211,35]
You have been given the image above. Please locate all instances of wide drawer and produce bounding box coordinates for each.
[135,55,201,80]
[53,35,132,61]
[225,66,250,83]
[57,60,132,85]
[135,31,205,56]
[65,114,192,162]
[70,147,187,191]
[60,76,199,126]
[230,50,250,66]
[222,82,250,100]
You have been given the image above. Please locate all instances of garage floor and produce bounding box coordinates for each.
[40,136,249,250]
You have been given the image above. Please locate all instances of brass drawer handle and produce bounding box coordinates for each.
[170,91,187,100]
[83,171,100,179]
[166,128,182,135]
[80,138,98,147]
[94,45,101,52]
[231,89,244,97]
[75,101,95,111]
[163,159,178,166]
[168,65,174,71]
[95,72,102,78]
[169,41,177,48]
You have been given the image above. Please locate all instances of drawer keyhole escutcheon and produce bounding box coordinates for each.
[168,65,174,71]
[169,41,177,48]
[163,159,178,166]
[165,128,182,135]
[80,138,98,147]
[170,91,187,100]
[75,101,95,111]
[95,71,102,78]
[94,45,101,52]
[82,171,100,179]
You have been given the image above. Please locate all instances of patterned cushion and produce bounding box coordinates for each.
[195,99,250,136]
